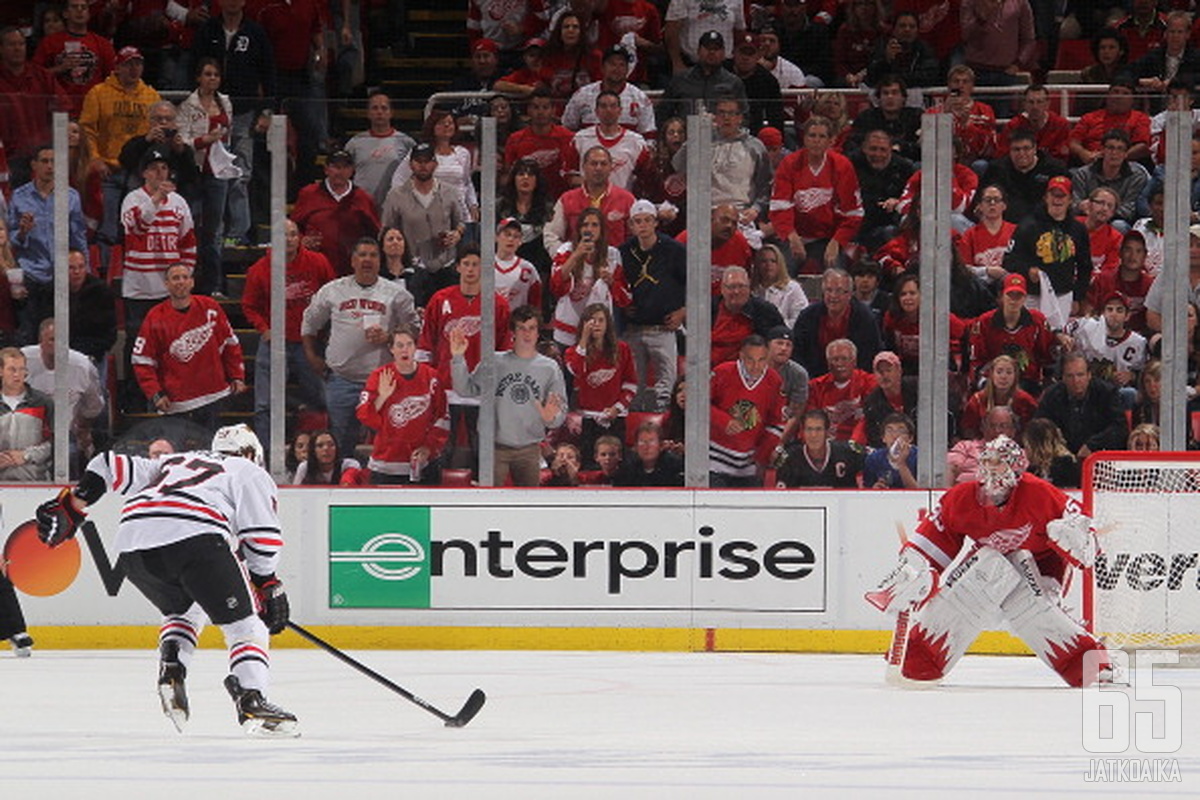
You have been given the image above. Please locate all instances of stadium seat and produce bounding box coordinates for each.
[441,468,474,486]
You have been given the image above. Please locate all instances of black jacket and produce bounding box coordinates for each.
[1034,378,1129,455]
[613,452,685,487]
[792,298,883,378]
[979,152,1069,224]
[727,62,786,134]
[69,275,118,362]
[846,107,924,162]
[1004,205,1092,303]
[850,150,915,241]
[192,16,277,114]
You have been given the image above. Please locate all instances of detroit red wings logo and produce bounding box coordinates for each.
[793,187,834,212]
[388,394,431,428]
[448,315,483,338]
[168,308,219,363]
[586,367,616,387]
[980,523,1032,554]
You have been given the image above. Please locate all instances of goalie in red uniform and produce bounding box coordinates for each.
[866,435,1115,687]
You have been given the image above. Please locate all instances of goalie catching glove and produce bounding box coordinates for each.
[1046,510,1097,569]
[865,545,937,614]
[250,573,290,635]
[36,488,87,548]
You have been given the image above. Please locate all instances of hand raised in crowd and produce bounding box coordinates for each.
[449,325,469,357]
[375,368,397,410]
[535,392,564,424]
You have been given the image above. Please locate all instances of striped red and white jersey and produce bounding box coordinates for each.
[84,451,282,576]
[119,187,197,300]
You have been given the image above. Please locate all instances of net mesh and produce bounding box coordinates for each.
[1087,457,1200,655]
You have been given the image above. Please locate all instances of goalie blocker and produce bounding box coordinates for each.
[867,435,1115,687]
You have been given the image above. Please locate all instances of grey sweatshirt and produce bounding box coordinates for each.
[451,351,567,447]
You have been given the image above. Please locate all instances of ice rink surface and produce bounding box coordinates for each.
[2,648,1198,799]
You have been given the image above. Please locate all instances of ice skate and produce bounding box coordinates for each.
[224,675,299,738]
[158,642,189,732]
[10,632,33,658]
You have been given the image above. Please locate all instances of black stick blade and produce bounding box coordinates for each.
[444,689,486,728]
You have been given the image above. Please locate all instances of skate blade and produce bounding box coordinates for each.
[12,645,31,658]
[158,684,189,733]
[241,717,300,738]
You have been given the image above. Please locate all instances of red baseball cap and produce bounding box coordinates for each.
[1002,273,1027,296]
[1101,290,1129,309]
[1046,175,1072,196]
[472,39,499,54]
[116,46,144,65]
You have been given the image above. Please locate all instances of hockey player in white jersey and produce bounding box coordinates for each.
[35,424,298,737]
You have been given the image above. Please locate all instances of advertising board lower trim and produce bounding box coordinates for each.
[24,626,1034,655]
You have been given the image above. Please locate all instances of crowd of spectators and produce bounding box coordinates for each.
[2,1,1200,487]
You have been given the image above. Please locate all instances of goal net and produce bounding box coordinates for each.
[1083,451,1200,657]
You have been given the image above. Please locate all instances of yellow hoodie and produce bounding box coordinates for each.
[79,74,162,168]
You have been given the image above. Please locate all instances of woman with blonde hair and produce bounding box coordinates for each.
[1128,423,1160,451]
[959,354,1038,440]
[752,243,808,328]
[1022,417,1080,488]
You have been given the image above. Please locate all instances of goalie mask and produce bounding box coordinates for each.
[977,435,1027,505]
[212,424,264,467]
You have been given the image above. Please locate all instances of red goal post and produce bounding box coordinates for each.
[1082,450,1200,657]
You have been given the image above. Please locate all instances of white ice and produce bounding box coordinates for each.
[1,649,1198,798]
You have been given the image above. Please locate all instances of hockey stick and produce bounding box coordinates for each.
[286,622,486,728]
[884,522,911,683]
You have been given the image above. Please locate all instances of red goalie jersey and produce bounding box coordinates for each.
[910,473,1077,582]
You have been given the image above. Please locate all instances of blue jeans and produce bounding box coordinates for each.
[325,371,365,458]
[226,110,256,243]
[196,173,231,295]
[100,169,128,244]
[253,338,327,454]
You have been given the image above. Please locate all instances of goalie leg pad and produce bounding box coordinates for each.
[1000,550,1109,688]
[902,546,1022,683]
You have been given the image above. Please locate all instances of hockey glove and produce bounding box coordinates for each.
[865,546,937,614]
[1046,511,1097,569]
[250,573,290,635]
[36,488,87,548]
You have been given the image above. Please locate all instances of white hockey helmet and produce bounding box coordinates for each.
[212,424,264,467]
[977,434,1027,504]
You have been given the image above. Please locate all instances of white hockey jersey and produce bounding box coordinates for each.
[85,451,282,576]
[1065,316,1148,380]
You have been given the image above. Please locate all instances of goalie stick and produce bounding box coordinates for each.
[884,522,910,684]
[286,622,487,728]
